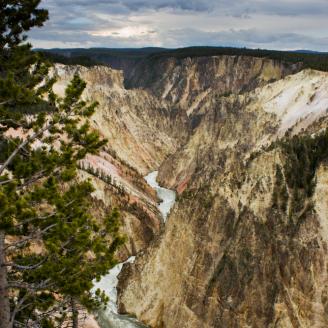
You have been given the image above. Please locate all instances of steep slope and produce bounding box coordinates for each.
[53,64,184,174]
[125,55,301,116]
[118,69,328,327]
[52,64,184,260]
[158,69,328,190]
[50,58,328,327]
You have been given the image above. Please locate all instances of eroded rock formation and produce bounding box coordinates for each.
[52,56,328,327]
[52,64,182,260]
[118,60,328,328]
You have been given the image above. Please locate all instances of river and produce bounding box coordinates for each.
[144,171,176,222]
[93,171,176,328]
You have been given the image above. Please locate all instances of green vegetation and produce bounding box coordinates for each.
[280,131,328,196]
[251,128,328,203]
[79,162,114,185]
[78,162,127,196]
[38,46,328,72]
[105,148,148,193]
[39,52,100,67]
[206,129,328,322]
[149,46,328,72]
[38,47,167,68]
[269,129,328,222]
[271,165,289,212]
[280,130,328,220]
[0,1,124,327]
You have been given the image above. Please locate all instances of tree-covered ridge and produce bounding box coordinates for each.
[38,47,167,68]
[250,127,328,224]
[0,1,124,327]
[38,52,99,68]
[40,46,328,72]
[149,47,328,72]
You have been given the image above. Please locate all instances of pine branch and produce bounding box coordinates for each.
[4,223,57,251]
[0,123,53,176]
[8,279,52,291]
[0,179,12,186]
[16,170,48,190]
[13,199,76,227]
[0,105,76,176]
[4,257,48,271]
[10,293,30,326]
[0,118,23,128]
[25,299,72,327]
[1,169,48,188]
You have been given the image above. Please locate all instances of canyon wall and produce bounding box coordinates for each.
[52,64,182,260]
[52,56,328,327]
[118,59,328,328]
[125,55,301,114]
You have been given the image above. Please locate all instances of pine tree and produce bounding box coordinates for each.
[0,1,125,327]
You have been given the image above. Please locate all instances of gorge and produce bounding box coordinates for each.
[52,54,328,328]
[93,171,176,328]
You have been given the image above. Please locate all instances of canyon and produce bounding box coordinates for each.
[53,55,328,327]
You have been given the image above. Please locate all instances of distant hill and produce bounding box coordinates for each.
[38,46,328,72]
[292,50,328,55]
[35,47,167,69]
[147,47,328,71]
[39,47,168,58]
[37,47,169,70]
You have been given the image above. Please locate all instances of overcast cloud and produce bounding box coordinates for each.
[28,0,328,51]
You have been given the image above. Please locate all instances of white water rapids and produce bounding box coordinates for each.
[93,171,176,328]
[144,171,176,222]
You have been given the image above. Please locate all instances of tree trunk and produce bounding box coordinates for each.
[0,230,11,328]
[71,297,79,328]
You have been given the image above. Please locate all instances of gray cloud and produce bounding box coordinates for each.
[39,0,328,15]
[40,0,215,13]
[163,28,328,49]
[28,0,328,51]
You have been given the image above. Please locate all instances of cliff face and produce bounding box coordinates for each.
[125,56,301,115]
[158,69,328,191]
[53,57,328,327]
[118,65,328,328]
[53,64,184,174]
[52,64,182,260]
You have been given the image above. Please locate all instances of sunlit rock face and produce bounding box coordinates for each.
[52,57,328,328]
[52,64,183,175]
[52,64,181,260]
[125,55,301,115]
[158,69,328,192]
[118,63,328,328]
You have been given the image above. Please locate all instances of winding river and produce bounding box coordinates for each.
[144,171,176,222]
[94,171,176,328]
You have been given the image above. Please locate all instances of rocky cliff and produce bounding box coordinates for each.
[52,56,328,327]
[52,64,183,260]
[125,55,301,114]
[117,59,328,328]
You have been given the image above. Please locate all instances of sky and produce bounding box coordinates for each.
[29,0,328,51]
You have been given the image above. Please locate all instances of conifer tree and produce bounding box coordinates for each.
[0,1,124,327]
